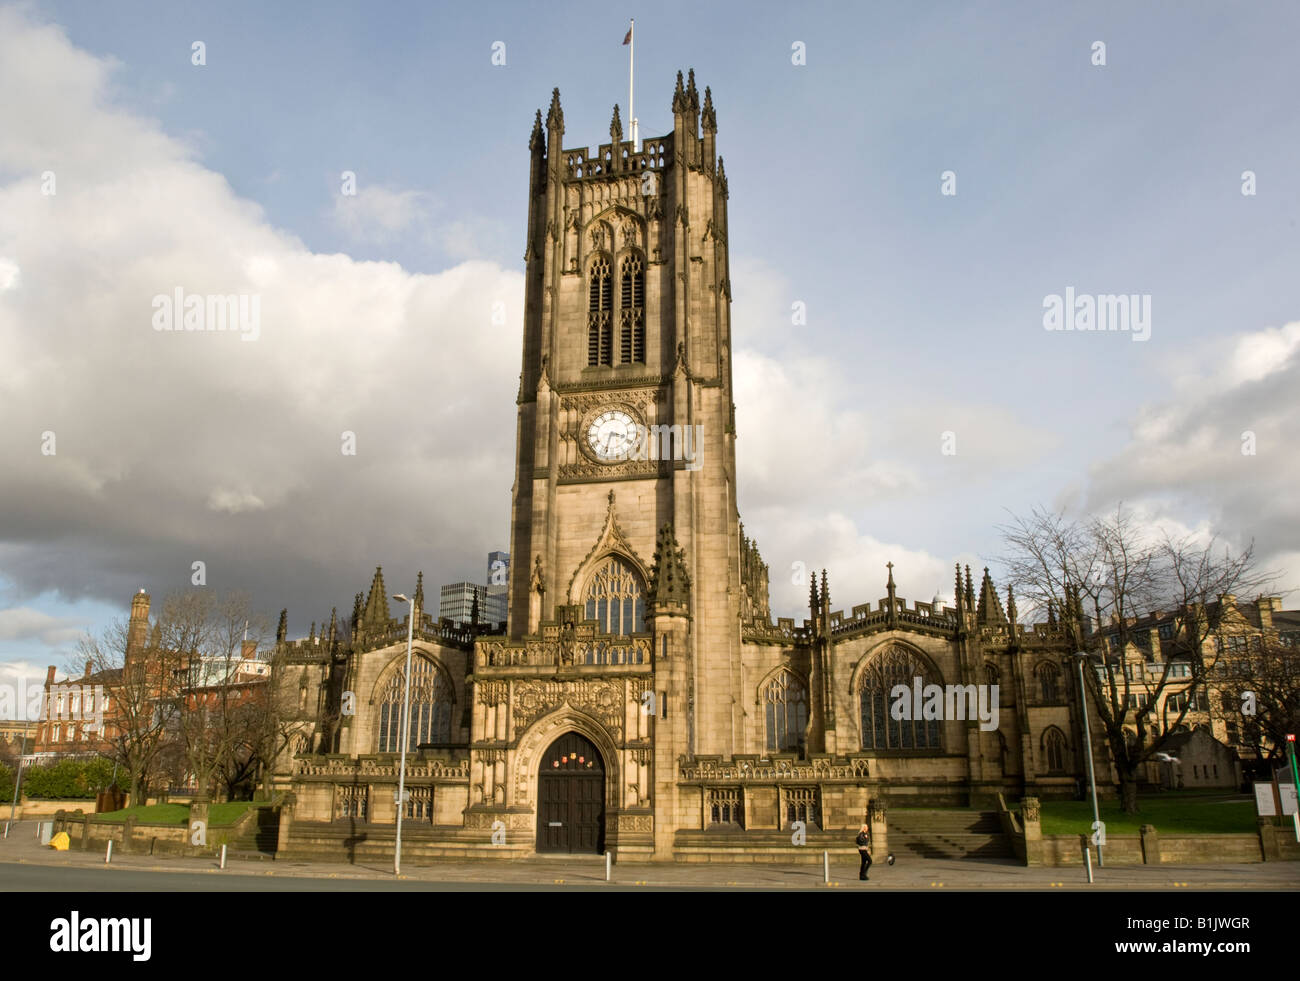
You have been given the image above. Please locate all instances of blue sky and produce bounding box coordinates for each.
[1,0,1297,711]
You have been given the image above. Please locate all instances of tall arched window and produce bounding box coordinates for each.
[763,669,808,756]
[619,253,645,364]
[377,655,454,752]
[1037,661,1062,703]
[858,645,943,751]
[1042,727,1067,773]
[587,257,612,366]
[584,556,645,635]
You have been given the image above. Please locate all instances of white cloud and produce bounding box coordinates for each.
[729,255,1060,616]
[0,658,51,720]
[207,489,267,514]
[1086,320,1300,601]
[0,608,89,647]
[0,7,523,616]
[332,184,437,243]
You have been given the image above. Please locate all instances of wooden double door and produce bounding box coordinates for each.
[536,732,605,854]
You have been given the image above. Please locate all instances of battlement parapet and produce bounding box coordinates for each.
[679,754,870,783]
[561,135,672,181]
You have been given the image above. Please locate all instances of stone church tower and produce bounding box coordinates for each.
[271,70,1102,865]
[509,69,740,749]
[488,69,743,856]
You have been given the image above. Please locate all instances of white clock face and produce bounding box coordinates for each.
[587,409,638,461]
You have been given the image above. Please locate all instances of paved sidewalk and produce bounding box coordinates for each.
[3,822,1297,890]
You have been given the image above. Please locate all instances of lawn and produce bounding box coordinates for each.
[1031,796,1257,836]
[93,801,262,826]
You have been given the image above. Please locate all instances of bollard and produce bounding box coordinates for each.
[605,850,610,882]
[824,850,830,883]
[1293,811,1299,844]
[220,843,227,870]
[3,822,9,839]
[105,840,113,863]
[1084,846,1093,883]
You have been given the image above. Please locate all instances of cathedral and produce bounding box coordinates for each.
[270,71,1098,862]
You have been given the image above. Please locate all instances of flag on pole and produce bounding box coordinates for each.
[623,27,632,45]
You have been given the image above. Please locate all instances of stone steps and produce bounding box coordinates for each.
[889,833,1015,859]
[888,809,1004,835]
[885,809,1012,858]
[229,806,280,855]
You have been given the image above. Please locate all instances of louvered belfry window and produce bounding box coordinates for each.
[619,253,645,364]
[588,257,613,366]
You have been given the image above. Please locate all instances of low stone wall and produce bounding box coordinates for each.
[1039,833,1145,866]
[51,803,266,857]
[11,798,100,819]
[1038,830,1264,867]
[1257,820,1300,861]
[1011,796,1289,866]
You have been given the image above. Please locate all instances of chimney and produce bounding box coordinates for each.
[83,660,91,678]
[1254,595,1276,632]
[241,640,257,660]
[46,665,56,686]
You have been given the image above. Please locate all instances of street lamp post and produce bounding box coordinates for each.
[5,735,30,838]
[1074,651,1104,867]
[392,592,416,877]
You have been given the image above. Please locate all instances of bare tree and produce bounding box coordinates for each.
[77,591,268,805]
[78,619,185,804]
[163,591,267,802]
[1000,505,1272,813]
[246,646,313,801]
[1228,636,1300,767]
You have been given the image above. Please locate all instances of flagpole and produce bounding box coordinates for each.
[628,19,638,151]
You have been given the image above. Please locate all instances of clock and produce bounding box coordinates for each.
[586,409,638,462]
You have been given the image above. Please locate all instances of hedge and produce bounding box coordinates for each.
[5,757,125,800]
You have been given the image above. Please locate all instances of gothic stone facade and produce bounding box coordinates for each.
[271,72,1112,861]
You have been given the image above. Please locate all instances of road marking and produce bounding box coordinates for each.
[929,882,944,888]
[554,878,564,884]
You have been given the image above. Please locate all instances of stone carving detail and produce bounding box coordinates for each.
[561,388,658,416]
[296,757,470,780]
[465,811,531,831]
[1020,797,1041,823]
[558,620,576,665]
[621,215,641,250]
[619,813,653,833]
[476,681,508,705]
[867,798,887,822]
[680,756,869,781]
[560,458,662,481]
[513,679,624,740]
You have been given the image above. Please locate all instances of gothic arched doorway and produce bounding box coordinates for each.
[536,732,605,854]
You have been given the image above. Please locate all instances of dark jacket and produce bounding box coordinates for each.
[856,830,871,851]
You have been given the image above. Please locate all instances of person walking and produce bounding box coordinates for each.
[856,823,872,881]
